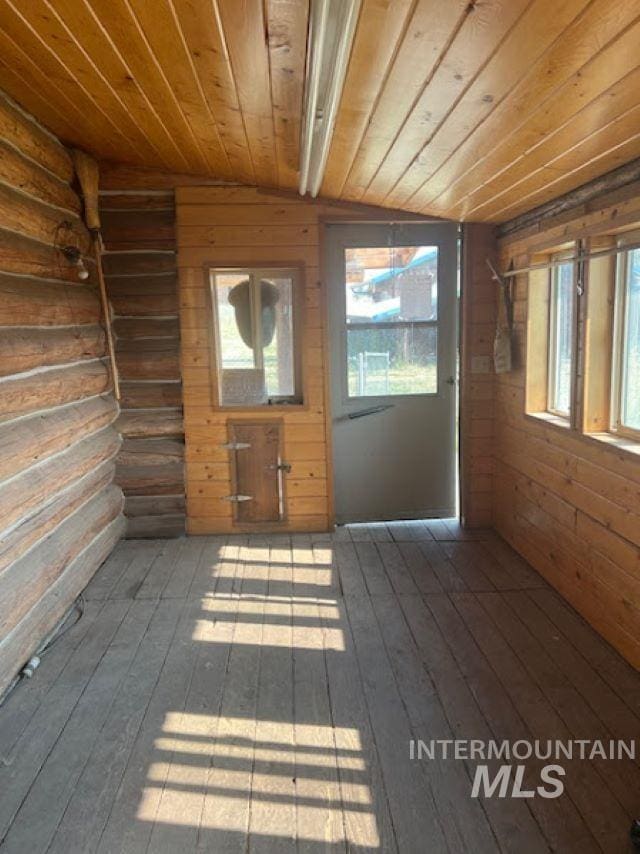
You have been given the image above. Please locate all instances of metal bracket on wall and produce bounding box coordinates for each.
[222,494,253,503]
[220,441,251,450]
[267,462,292,473]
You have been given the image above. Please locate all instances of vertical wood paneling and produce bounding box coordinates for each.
[460,224,496,528]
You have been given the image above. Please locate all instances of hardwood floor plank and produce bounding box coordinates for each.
[370,593,498,853]
[398,592,547,853]
[477,590,640,819]
[147,556,242,852]
[47,600,182,854]
[365,522,392,542]
[346,523,373,543]
[375,542,419,595]
[293,540,344,852]
[480,532,549,590]
[94,598,204,854]
[530,587,640,717]
[197,540,266,852]
[1,600,155,853]
[334,542,367,598]
[446,591,605,852]
[0,600,129,841]
[247,540,296,853]
[397,541,444,594]
[443,541,513,590]
[135,538,185,600]
[162,535,207,599]
[189,535,229,598]
[343,593,448,853]
[513,590,640,739]
[323,597,397,853]
[109,541,165,600]
[0,600,101,762]
[417,540,468,592]
[2,529,640,852]
[83,542,137,600]
[353,542,393,596]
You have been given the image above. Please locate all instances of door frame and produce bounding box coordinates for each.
[320,218,461,527]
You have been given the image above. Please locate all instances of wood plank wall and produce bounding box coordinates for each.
[0,92,124,696]
[177,186,331,534]
[99,184,185,538]
[460,224,496,527]
[496,179,640,668]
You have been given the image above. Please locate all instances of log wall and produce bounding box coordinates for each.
[495,178,640,668]
[0,92,124,696]
[99,180,185,538]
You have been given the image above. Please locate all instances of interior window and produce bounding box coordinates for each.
[614,248,640,436]
[547,257,575,417]
[344,245,438,397]
[210,268,301,407]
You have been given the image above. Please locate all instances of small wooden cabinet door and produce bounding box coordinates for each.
[229,421,283,523]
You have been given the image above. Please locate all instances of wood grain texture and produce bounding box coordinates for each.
[496,181,640,668]
[99,185,185,538]
[1,2,638,220]
[177,186,333,533]
[3,533,638,851]
[0,98,124,695]
[460,224,496,528]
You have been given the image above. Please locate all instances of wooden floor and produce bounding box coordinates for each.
[1,521,639,853]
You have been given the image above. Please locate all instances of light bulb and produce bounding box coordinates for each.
[76,257,89,280]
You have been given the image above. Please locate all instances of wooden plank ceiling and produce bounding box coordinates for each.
[1,0,639,222]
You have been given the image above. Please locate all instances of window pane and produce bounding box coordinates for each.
[621,249,640,430]
[213,273,255,369]
[211,270,299,406]
[262,277,295,399]
[549,261,574,415]
[345,246,438,323]
[347,326,437,397]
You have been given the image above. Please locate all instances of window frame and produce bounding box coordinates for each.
[546,252,576,419]
[207,264,304,410]
[611,246,640,442]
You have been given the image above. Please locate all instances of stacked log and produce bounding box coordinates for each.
[100,182,185,537]
[0,91,125,697]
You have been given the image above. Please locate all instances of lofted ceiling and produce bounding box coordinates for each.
[1,0,639,222]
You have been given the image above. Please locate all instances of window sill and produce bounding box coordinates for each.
[526,412,640,461]
[585,431,640,459]
[526,411,572,431]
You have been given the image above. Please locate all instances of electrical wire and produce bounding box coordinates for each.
[0,595,85,709]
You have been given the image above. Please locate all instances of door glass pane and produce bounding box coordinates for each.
[345,246,438,323]
[548,260,574,416]
[347,326,437,397]
[621,249,640,430]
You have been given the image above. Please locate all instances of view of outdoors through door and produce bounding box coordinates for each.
[328,223,458,524]
[346,245,438,397]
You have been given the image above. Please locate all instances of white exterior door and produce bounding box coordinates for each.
[326,222,458,523]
